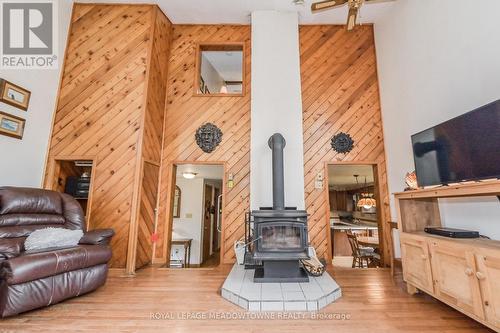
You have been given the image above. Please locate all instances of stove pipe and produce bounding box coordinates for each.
[268,133,286,210]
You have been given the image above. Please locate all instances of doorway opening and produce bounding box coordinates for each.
[168,164,224,268]
[327,164,382,269]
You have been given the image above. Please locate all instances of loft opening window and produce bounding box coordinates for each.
[195,43,244,96]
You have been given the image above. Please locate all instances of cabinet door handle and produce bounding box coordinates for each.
[476,271,486,280]
[464,268,473,276]
[421,254,427,260]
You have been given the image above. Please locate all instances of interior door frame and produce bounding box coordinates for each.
[212,186,221,253]
[164,161,227,268]
[202,183,213,263]
[44,155,98,231]
[324,160,387,266]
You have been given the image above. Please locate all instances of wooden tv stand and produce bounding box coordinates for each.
[395,180,500,332]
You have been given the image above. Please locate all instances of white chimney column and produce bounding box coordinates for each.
[250,11,305,210]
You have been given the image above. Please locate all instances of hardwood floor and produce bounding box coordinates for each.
[333,255,357,268]
[200,250,220,268]
[0,266,492,333]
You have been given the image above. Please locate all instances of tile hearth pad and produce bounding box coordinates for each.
[221,264,342,311]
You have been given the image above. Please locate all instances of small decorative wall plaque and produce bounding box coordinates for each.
[331,132,354,154]
[195,123,223,153]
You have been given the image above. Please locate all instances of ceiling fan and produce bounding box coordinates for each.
[311,0,393,31]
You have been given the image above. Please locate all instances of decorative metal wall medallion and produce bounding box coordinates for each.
[331,132,354,154]
[195,123,223,153]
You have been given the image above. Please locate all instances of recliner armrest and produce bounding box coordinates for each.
[79,229,114,245]
[0,238,25,260]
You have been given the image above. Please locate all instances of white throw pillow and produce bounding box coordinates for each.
[24,228,84,251]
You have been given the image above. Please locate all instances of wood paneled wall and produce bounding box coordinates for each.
[47,11,390,268]
[135,162,160,269]
[141,10,172,164]
[132,9,172,270]
[154,25,251,264]
[299,25,392,265]
[44,4,171,270]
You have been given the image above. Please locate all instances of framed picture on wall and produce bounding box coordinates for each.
[0,79,31,111]
[173,185,181,218]
[0,111,26,139]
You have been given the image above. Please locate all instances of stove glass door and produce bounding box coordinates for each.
[259,223,303,252]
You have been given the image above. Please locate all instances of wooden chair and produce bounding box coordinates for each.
[346,231,379,268]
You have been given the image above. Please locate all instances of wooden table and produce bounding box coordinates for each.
[357,236,381,267]
[357,236,379,249]
[171,239,192,268]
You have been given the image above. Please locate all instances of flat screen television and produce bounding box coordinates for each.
[411,99,500,187]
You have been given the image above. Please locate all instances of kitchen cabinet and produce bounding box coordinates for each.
[329,190,349,211]
[332,230,351,256]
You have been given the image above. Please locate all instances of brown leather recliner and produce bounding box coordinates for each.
[0,187,114,317]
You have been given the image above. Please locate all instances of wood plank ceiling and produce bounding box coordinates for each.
[299,25,392,265]
[155,25,251,264]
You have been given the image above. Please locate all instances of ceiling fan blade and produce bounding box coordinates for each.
[346,6,358,31]
[364,0,396,4]
[311,0,348,12]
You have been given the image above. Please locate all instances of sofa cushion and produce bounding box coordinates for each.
[0,238,25,260]
[0,214,66,227]
[24,228,83,251]
[0,264,108,317]
[0,225,67,238]
[1,245,112,285]
[79,229,115,246]
[0,187,63,215]
[60,193,86,230]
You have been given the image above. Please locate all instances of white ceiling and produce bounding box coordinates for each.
[328,164,374,187]
[176,164,224,180]
[203,51,243,82]
[78,0,395,24]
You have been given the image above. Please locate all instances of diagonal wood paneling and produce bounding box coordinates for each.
[300,25,392,265]
[134,10,172,269]
[136,161,160,269]
[141,10,172,164]
[155,25,251,265]
[44,4,172,270]
[46,12,390,269]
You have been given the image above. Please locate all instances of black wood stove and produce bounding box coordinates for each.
[249,133,309,283]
